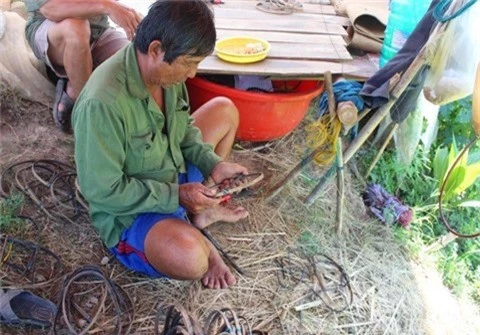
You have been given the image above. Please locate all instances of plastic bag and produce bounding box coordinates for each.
[419,95,440,152]
[423,2,480,105]
[394,98,423,166]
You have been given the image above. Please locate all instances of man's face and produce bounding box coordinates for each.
[150,52,204,88]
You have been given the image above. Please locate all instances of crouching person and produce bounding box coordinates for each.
[73,0,248,289]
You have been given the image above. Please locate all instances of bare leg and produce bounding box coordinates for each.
[192,96,239,159]
[144,218,235,288]
[47,18,92,102]
[191,96,247,228]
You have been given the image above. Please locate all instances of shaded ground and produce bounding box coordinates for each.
[1,88,479,334]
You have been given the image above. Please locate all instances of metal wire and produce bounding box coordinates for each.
[0,160,88,224]
[54,265,134,335]
[309,253,353,313]
[154,302,203,335]
[0,235,63,288]
[275,249,352,312]
[205,308,253,335]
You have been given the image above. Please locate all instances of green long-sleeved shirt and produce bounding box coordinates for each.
[72,43,222,248]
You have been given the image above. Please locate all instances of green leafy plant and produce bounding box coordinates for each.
[0,193,27,235]
[432,137,480,205]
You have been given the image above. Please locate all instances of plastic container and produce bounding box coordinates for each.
[186,77,323,142]
[380,0,432,67]
[215,36,271,64]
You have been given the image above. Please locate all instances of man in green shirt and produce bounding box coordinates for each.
[25,0,142,133]
[73,0,249,289]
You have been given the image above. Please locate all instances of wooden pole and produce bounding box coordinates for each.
[364,122,399,178]
[265,71,334,201]
[335,138,345,235]
[264,146,323,201]
[304,48,425,205]
[325,71,336,122]
[337,101,358,127]
[302,13,453,205]
[304,166,337,205]
[304,70,338,206]
[423,232,457,253]
[342,47,428,165]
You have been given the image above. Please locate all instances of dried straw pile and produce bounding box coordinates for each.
[0,94,426,334]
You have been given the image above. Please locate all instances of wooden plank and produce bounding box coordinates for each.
[340,55,379,81]
[217,0,337,15]
[215,41,351,61]
[213,7,350,26]
[215,18,347,36]
[216,29,347,45]
[118,0,340,18]
[198,56,369,79]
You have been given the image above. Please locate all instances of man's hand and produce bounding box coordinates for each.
[107,2,143,41]
[210,162,248,184]
[179,182,223,214]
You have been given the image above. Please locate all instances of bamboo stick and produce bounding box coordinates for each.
[264,146,324,201]
[304,70,338,206]
[335,138,344,235]
[343,47,428,165]
[304,43,431,205]
[423,232,457,253]
[265,71,333,201]
[304,164,336,206]
[364,123,399,178]
[325,71,336,122]
[303,0,463,206]
[337,101,358,126]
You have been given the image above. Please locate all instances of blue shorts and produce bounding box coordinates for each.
[109,162,204,277]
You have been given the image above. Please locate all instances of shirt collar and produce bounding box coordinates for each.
[125,43,149,100]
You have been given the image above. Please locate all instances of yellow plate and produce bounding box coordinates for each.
[215,36,271,64]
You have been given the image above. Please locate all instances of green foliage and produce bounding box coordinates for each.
[361,96,480,303]
[437,97,477,148]
[0,194,27,235]
[362,145,435,206]
[432,137,480,202]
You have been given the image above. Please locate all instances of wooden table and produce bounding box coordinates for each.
[120,0,379,81]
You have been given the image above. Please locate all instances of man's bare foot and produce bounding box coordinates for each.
[192,205,248,229]
[202,245,236,289]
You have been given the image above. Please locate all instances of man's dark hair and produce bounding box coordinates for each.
[134,0,216,63]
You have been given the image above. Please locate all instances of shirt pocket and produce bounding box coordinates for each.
[127,127,156,174]
[174,98,190,142]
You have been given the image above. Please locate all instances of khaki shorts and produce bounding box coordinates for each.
[32,20,129,78]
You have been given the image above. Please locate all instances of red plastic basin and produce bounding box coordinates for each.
[186,77,324,142]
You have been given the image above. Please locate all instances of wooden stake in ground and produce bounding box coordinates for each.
[265,72,332,201]
[303,71,338,205]
[335,138,345,234]
[303,23,443,205]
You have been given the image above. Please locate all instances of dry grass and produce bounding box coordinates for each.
[0,90,426,334]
